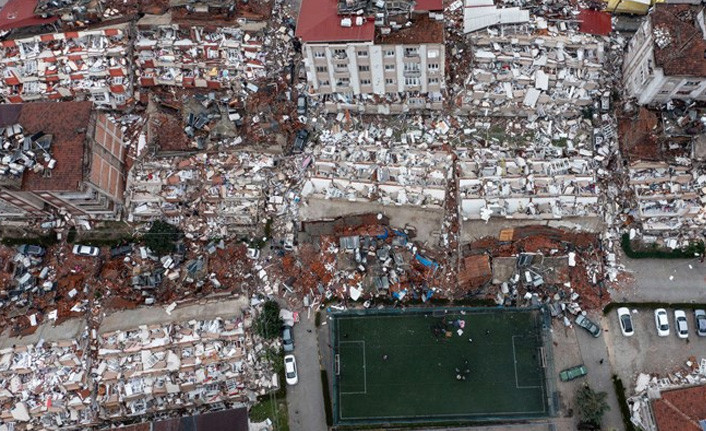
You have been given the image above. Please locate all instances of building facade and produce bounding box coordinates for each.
[0,102,127,220]
[296,0,445,112]
[623,4,706,105]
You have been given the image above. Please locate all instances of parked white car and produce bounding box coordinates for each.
[72,244,100,257]
[284,354,298,385]
[674,310,689,339]
[654,308,670,337]
[617,307,634,337]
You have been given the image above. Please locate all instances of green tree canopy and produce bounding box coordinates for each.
[255,300,283,340]
[576,384,610,428]
[143,220,181,256]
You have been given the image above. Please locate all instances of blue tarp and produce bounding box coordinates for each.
[376,228,389,240]
[415,254,439,270]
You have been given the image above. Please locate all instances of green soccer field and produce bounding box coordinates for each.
[332,308,551,424]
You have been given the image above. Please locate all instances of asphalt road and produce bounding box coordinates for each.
[286,314,327,431]
[575,313,624,431]
[614,252,706,302]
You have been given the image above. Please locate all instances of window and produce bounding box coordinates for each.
[357,50,368,57]
[404,47,418,57]
[658,89,670,94]
[316,66,328,73]
[428,49,439,58]
[359,65,370,72]
[684,81,700,87]
[385,64,394,71]
[335,63,347,70]
[428,63,440,71]
[385,78,395,85]
[404,62,419,71]
[360,79,371,85]
[334,49,347,58]
[314,50,326,58]
[319,80,330,86]
[337,77,350,86]
[405,77,419,86]
[429,78,439,84]
[385,49,395,57]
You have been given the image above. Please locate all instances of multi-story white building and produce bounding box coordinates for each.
[296,0,445,112]
[623,4,706,105]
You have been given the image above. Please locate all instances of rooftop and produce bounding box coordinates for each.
[0,0,57,31]
[295,0,375,42]
[374,14,444,44]
[652,4,706,77]
[653,385,706,431]
[0,102,92,192]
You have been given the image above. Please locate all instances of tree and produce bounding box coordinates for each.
[143,220,181,256]
[576,384,610,428]
[255,300,283,340]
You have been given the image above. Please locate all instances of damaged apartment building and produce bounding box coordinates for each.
[460,2,607,116]
[0,102,127,221]
[454,6,610,230]
[301,134,451,209]
[125,151,274,235]
[296,0,446,113]
[134,10,267,91]
[457,146,600,223]
[0,22,131,108]
[623,4,706,105]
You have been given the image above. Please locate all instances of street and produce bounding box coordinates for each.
[613,251,706,302]
[286,314,327,431]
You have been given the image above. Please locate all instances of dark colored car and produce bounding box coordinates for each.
[575,314,601,338]
[695,310,706,337]
[560,365,587,382]
[282,325,294,352]
[16,244,45,256]
[110,244,133,258]
[293,129,309,154]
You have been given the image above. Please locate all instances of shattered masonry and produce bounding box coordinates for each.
[0,23,131,108]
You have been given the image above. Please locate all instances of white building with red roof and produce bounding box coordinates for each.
[295,0,445,112]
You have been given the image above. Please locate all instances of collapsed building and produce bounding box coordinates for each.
[0,102,127,220]
[125,152,273,235]
[623,4,706,106]
[296,0,446,113]
[134,12,267,91]
[457,146,600,223]
[302,138,451,208]
[460,6,608,116]
[0,22,131,108]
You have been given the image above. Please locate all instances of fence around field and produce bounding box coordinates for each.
[328,305,558,426]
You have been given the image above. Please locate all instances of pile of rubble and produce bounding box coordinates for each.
[302,135,452,208]
[0,337,91,428]
[0,23,131,108]
[95,315,273,420]
[465,226,610,311]
[0,124,56,183]
[628,358,706,431]
[458,24,608,117]
[134,16,267,91]
[126,152,275,235]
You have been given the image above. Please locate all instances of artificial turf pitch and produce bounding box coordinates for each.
[332,308,549,423]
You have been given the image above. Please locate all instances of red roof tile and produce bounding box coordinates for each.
[0,0,58,31]
[653,385,706,431]
[652,4,706,78]
[295,0,374,43]
[0,102,93,192]
[414,0,443,11]
[578,9,611,36]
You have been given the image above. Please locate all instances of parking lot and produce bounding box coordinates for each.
[604,307,706,384]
